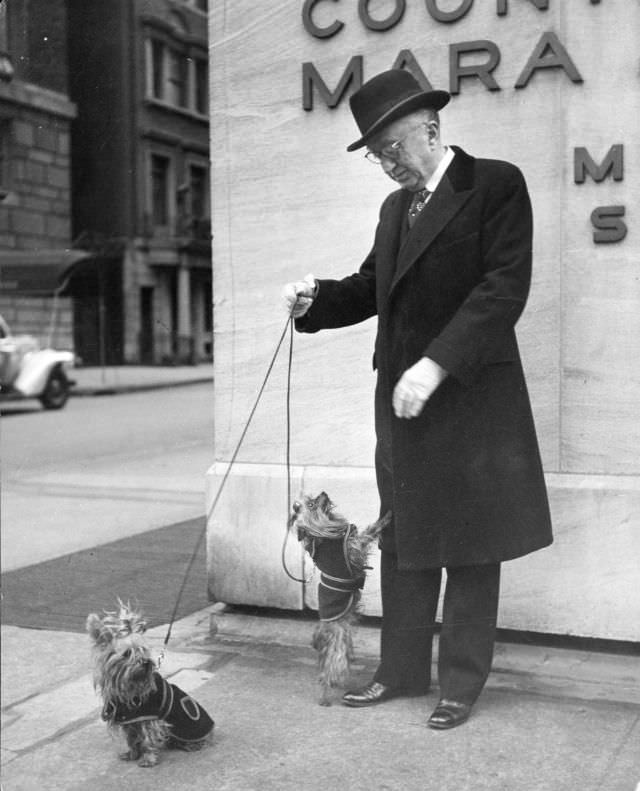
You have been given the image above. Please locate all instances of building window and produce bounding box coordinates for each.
[146,38,207,116]
[194,58,208,115]
[0,121,9,198]
[168,49,188,107]
[150,39,164,99]
[189,164,208,220]
[151,154,171,226]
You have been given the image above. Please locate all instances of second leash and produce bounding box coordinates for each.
[281,315,314,584]
[163,311,297,649]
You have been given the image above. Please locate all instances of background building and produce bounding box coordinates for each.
[67,0,211,365]
[0,0,78,349]
[206,1,639,643]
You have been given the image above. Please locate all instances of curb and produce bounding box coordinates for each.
[166,605,640,708]
[71,377,213,397]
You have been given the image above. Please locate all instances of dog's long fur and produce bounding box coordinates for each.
[290,492,390,705]
[87,601,212,767]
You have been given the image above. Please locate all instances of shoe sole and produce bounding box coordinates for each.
[341,697,391,708]
[427,713,470,730]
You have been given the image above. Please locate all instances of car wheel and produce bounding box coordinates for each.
[39,368,70,410]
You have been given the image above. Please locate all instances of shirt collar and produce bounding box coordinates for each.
[424,146,454,193]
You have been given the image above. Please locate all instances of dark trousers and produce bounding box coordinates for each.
[373,552,501,705]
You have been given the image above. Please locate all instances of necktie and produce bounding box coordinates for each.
[408,188,431,227]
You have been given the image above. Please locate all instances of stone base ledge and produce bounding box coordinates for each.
[206,462,640,641]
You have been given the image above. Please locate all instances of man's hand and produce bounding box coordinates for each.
[282,273,317,318]
[393,357,448,419]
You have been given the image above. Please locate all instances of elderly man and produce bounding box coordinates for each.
[283,69,552,729]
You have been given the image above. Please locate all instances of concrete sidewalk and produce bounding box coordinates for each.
[2,606,639,791]
[70,363,213,396]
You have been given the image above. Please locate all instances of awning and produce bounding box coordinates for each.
[0,249,94,295]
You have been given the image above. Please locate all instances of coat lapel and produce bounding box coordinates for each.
[376,189,412,301]
[389,151,476,295]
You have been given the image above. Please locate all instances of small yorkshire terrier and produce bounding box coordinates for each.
[290,492,390,705]
[87,601,214,767]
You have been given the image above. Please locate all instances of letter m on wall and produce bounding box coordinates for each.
[574,144,624,184]
[302,56,363,111]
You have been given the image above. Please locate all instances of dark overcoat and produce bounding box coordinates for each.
[298,146,553,570]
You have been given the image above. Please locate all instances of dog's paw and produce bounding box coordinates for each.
[118,750,137,762]
[180,741,205,752]
[169,735,212,752]
[138,751,159,768]
[318,685,332,706]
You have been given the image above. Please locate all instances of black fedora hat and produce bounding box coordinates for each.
[347,69,450,152]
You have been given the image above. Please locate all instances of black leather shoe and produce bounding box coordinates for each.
[427,699,472,730]
[342,681,397,708]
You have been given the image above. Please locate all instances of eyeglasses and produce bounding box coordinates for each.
[364,122,429,165]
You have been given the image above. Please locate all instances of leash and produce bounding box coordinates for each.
[279,316,315,585]
[160,310,297,658]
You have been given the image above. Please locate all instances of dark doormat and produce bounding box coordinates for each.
[1,517,210,633]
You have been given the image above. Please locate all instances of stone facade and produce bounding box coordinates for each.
[67,0,212,365]
[206,1,640,642]
[0,0,76,349]
[1,92,74,250]
[0,294,73,349]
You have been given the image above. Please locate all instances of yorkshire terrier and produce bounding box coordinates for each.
[87,601,214,767]
[290,492,390,705]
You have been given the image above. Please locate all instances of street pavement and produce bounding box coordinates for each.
[2,366,639,790]
[70,362,213,396]
[1,375,214,573]
[2,605,639,791]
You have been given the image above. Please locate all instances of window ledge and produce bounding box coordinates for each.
[144,97,209,123]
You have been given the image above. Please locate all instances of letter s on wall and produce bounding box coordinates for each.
[591,206,627,243]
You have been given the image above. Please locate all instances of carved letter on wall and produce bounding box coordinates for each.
[450,40,501,95]
[496,0,549,16]
[574,145,624,184]
[359,0,405,31]
[392,49,434,90]
[425,0,473,24]
[591,206,627,243]
[515,31,583,88]
[302,56,363,111]
[302,0,344,39]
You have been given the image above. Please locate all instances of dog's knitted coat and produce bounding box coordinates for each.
[105,672,214,743]
[312,525,365,621]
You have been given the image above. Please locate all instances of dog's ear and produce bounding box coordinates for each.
[316,492,332,511]
[116,599,147,635]
[86,613,111,646]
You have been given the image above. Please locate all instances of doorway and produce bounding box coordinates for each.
[139,287,154,364]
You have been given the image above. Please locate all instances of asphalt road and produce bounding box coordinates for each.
[1,384,214,571]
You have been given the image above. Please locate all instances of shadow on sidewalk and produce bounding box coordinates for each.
[1,517,210,632]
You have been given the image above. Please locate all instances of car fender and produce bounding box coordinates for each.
[13,349,74,396]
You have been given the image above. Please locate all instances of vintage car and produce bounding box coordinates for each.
[0,314,75,409]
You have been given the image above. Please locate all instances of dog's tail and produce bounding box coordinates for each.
[346,511,392,576]
[360,510,392,544]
